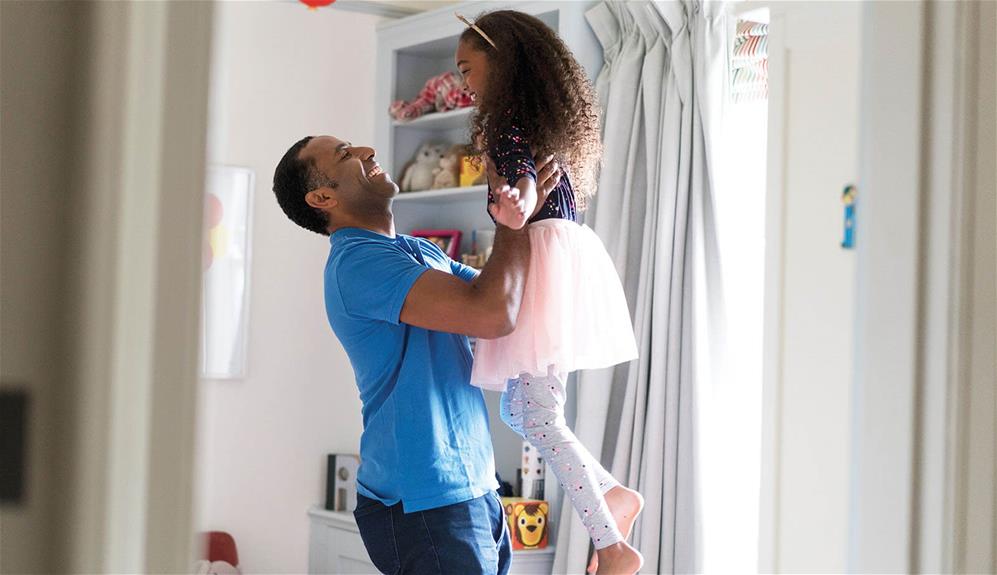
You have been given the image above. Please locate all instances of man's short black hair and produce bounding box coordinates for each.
[273,136,334,236]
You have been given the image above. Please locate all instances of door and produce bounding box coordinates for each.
[759,3,862,572]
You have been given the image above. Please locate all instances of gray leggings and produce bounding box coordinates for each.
[500,369,623,549]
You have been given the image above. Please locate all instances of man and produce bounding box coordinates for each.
[272,135,561,574]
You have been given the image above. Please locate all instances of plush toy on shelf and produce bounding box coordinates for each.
[400,142,446,192]
[389,71,472,121]
[437,73,473,111]
[431,145,466,190]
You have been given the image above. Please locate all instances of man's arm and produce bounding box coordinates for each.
[399,223,530,339]
[397,153,560,339]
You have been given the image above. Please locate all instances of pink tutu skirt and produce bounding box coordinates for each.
[471,219,638,391]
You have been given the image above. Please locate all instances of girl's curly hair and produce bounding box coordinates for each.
[461,10,602,207]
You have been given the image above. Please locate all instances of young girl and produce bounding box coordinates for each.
[455,11,644,575]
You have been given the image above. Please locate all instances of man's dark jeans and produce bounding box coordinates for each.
[354,492,512,574]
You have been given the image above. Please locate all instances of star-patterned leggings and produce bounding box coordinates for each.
[500,369,624,550]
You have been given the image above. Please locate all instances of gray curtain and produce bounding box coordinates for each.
[553,1,728,573]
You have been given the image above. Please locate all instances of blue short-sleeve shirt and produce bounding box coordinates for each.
[324,227,497,512]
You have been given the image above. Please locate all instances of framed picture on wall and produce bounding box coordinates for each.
[411,229,462,259]
[201,166,255,379]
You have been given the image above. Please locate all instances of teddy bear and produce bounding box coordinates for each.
[431,145,466,190]
[400,142,446,192]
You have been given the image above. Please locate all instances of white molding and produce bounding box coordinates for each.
[953,1,996,571]
[915,2,964,572]
[104,1,170,566]
[850,1,924,572]
[757,9,785,573]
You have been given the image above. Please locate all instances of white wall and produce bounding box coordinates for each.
[197,3,380,572]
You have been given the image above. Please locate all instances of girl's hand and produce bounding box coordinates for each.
[488,185,529,230]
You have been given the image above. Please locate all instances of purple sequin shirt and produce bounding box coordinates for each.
[486,121,577,223]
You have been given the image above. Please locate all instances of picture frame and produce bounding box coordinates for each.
[201,165,255,379]
[410,229,462,259]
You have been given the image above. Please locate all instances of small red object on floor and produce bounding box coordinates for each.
[203,531,239,567]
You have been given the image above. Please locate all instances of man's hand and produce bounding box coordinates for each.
[534,154,562,200]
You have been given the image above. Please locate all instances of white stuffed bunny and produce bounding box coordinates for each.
[401,143,446,192]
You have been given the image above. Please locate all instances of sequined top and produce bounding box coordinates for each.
[486,122,577,224]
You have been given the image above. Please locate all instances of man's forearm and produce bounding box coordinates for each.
[471,224,531,336]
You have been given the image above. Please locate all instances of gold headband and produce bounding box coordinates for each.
[455,13,497,50]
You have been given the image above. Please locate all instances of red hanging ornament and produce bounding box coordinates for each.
[299,0,335,9]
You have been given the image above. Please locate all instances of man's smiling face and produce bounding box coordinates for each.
[302,136,399,214]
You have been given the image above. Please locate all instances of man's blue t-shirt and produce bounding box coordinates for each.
[324,227,498,512]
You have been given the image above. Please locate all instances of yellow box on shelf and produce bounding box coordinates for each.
[460,155,486,188]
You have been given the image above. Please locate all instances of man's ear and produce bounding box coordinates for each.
[305,187,338,210]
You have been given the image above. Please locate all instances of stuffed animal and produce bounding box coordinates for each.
[431,145,465,190]
[389,79,435,121]
[438,74,473,111]
[400,143,446,192]
[390,72,472,121]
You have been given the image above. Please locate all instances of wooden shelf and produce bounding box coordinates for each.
[393,184,486,203]
[393,107,474,131]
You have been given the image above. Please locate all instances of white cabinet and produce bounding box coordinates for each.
[308,508,378,574]
[307,507,556,575]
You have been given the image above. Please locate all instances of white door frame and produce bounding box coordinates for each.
[849,1,925,571]
[851,1,996,573]
[60,1,214,571]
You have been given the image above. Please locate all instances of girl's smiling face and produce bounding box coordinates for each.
[455,39,491,103]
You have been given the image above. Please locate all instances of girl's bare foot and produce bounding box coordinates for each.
[587,486,645,573]
[594,541,643,575]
